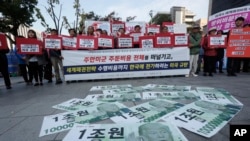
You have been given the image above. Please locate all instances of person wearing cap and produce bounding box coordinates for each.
[187,24,202,77]
[227,17,244,76]
[202,27,217,76]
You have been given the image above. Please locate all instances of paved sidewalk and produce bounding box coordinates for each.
[0,73,250,141]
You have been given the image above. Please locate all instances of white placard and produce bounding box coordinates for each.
[210,36,226,46]
[98,38,113,47]
[20,44,39,53]
[175,35,188,45]
[44,38,61,49]
[118,38,133,47]
[157,37,171,44]
[141,39,154,48]
[79,39,95,49]
[62,37,77,48]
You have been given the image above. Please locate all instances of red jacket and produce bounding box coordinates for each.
[202,36,217,56]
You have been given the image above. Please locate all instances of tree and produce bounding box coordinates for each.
[150,13,172,25]
[0,0,38,43]
[126,16,136,22]
[36,0,69,34]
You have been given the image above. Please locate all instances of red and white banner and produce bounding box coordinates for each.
[44,35,62,49]
[16,38,43,54]
[77,36,98,50]
[0,33,8,50]
[129,32,144,44]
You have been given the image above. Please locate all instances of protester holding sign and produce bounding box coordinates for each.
[202,27,217,77]
[215,30,225,73]
[68,28,77,37]
[87,26,95,36]
[49,29,63,84]
[187,24,202,77]
[0,34,11,89]
[26,30,44,86]
[227,17,244,76]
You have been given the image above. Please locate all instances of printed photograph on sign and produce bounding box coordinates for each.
[44,38,61,49]
[111,99,184,123]
[62,36,77,49]
[161,100,242,138]
[41,102,130,137]
[63,122,188,141]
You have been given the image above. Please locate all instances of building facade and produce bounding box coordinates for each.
[170,6,196,27]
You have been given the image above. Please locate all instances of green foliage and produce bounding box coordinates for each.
[150,14,172,25]
[0,0,38,38]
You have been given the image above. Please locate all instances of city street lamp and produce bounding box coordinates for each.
[149,10,154,24]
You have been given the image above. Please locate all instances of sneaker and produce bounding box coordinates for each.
[56,80,63,84]
[40,83,43,86]
[192,73,198,77]
[6,86,12,89]
[48,80,52,83]
[34,83,39,86]
[185,74,189,77]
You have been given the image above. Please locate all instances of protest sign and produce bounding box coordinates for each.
[40,102,130,137]
[98,35,114,48]
[111,21,125,36]
[44,36,62,49]
[129,32,144,44]
[146,25,160,34]
[16,37,43,54]
[173,24,187,34]
[162,22,174,33]
[227,28,250,58]
[62,35,77,50]
[111,99,184,123]
[125,21,146,34]
[63,122,188,141]
[208,35,227,48]
[196,87,243,106]
[52,98,102,111]
[174,34,189,47]
[139,36,154,48]
[154,33,174,47]
[77,36,98,50]
[62,48,190,81]
[85,21,111,35]
[142,84,191,91]
[0,33,8,50]
[117,37,133,48]
[161,100,242,138]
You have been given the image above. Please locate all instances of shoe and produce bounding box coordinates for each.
[34,83,39,86]
[209,73,213,77]
[185,74,189,77]
[227,73,232,76]
[6,86,12,89]
[56,80,63,84]
[40,83,43,86]
[203,73,207,76]
[219,71,224,73]
[48,80,52,83]
[231,73,237,76]
[192,73,198,77]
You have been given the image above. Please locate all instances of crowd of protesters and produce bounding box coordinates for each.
[0,17,250,90]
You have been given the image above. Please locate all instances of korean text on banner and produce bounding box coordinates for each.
[44,36,62,49]
[16,38,43,55]
[227,28,250,58]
